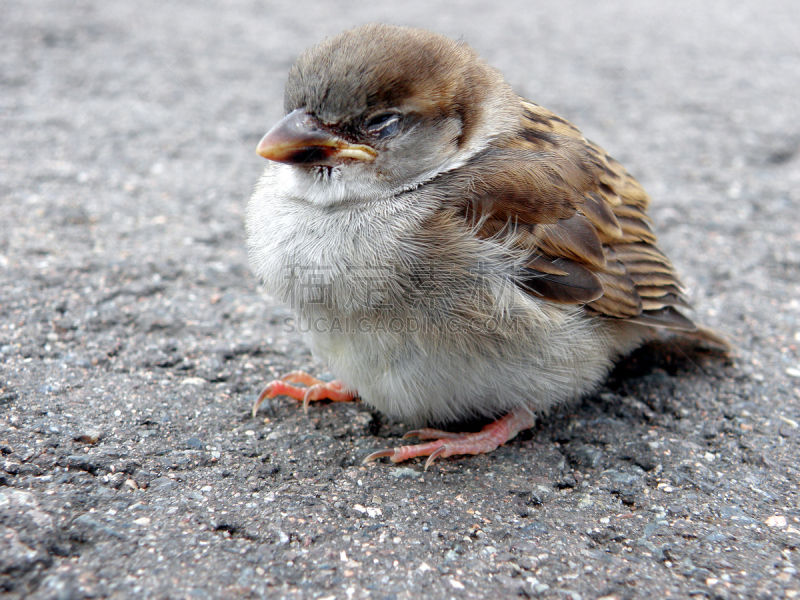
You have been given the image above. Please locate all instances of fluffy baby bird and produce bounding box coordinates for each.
[247,24,724,468]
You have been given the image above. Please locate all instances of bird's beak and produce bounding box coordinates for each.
[255,109,377,165]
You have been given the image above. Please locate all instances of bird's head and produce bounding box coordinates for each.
[256,24,519,205]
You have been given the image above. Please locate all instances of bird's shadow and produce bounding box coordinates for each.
[606,336,733,384]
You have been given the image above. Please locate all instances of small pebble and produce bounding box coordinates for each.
[74,429,103,445]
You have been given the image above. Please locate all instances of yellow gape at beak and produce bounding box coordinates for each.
[256,109,377,166]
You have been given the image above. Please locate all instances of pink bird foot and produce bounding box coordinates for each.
[252,370,356,417]
[363,409,537,469]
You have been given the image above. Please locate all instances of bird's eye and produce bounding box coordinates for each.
[364,112,401,138]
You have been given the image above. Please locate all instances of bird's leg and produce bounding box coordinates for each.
[363,408,537,470]
[252,370,357,417]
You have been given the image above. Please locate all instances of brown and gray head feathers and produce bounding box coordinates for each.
[284,23,517,150]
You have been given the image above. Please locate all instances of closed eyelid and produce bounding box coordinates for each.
[365,112,400,130]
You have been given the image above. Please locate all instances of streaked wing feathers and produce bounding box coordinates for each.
[519,256,604,304]
[448,98,699,332]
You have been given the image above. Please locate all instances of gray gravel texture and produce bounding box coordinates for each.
[2,1,799,599]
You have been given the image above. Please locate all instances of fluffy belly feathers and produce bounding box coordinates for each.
[246,174,640,425]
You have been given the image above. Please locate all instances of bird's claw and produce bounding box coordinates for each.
[252,371,355,417]
[362,449,396,463]
[362,443,452,470]
[363,410,537,469]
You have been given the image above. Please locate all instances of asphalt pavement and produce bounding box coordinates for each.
[1,1,799,598]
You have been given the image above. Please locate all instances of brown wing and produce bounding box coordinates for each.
[440,98,698,332]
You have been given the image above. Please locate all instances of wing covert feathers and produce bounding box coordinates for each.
[444,98,705,334]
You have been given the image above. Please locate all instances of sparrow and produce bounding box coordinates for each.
[246,24,728,468]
